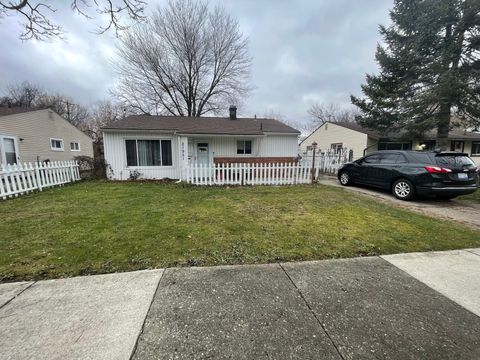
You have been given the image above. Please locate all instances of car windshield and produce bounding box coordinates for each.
[435,155,475,167]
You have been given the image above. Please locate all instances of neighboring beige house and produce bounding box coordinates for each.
[300,121,480,162]
[0,107,93,166]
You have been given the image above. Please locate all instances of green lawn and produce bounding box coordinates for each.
[458,189,480,203]
[1,181,479,281]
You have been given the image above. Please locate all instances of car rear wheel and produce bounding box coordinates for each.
[339,171,353,186]
[392,179,414,201]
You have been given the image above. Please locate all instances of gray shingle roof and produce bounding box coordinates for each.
[102,115,300,135]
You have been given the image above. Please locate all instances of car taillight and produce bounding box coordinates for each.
[424,166,452,174]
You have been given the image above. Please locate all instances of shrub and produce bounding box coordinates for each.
[74,155,109,180]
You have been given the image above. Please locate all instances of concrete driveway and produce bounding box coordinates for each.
[318,177,480,230]
[1,249,480,359]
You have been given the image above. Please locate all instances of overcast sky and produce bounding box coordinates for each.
[0,0,392,125]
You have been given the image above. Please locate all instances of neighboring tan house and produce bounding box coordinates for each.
[0,107,94,166]
[102,107,300,180]
[300,121,480,162]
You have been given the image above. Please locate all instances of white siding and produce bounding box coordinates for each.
[104,131,300,180]
[188,135,298,162]
[104,131,179,180]
[0,109,93,165]
[258,135,299,156]
[300,123,368,160]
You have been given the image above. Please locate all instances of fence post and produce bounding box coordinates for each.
[311,142,317,184]
[70,161,75,181]
[35,163,43,191]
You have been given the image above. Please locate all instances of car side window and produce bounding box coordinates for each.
[379,154,400,164]
[363,154,381,164]
[396,154,408,164]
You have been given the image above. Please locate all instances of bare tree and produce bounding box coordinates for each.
[0,0,146,40]
[305,102,359,133]
[262,109,303,131]
[36,93,90,129]
[114,0,252,117]
[2,81,42,108]
[1,81,90,129]
[86,100,125,141]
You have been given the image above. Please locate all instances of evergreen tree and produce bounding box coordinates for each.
[351,0,480,150]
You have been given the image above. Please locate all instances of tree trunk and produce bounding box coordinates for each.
[436,103,451,151]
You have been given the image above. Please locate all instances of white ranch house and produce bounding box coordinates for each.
[102,109,300,180]
[300,121,480,162]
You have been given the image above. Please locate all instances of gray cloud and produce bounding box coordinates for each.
[0,0,392,125]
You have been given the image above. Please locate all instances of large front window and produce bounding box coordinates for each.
[125,139,172,166]
[378,142,411,150]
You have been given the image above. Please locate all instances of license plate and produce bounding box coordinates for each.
[457,173,468,180]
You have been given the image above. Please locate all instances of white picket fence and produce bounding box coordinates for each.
[0,161,81,200]
[184,149,351,186]
[300,148,352,175]
[184,162,317,186]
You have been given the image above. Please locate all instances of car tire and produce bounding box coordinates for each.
[339,171,353,186]
[392,179,415,201]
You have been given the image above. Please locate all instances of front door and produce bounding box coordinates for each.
[196,142,210,165]
[1,136,19,165]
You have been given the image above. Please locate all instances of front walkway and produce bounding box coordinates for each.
[1,249,480,359]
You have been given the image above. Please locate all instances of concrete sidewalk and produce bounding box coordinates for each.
[1,249,479,359]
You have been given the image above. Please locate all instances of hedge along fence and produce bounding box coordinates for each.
[0,161,80,200]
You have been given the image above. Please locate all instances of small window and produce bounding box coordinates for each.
[70,141,80,151]
[50,138,64,151]
[472,142,480,156]
[237,140,252,154]
[379,153,400,164]
[331,143,343,154]
[409,152,434,164]
[396,154,408,164]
